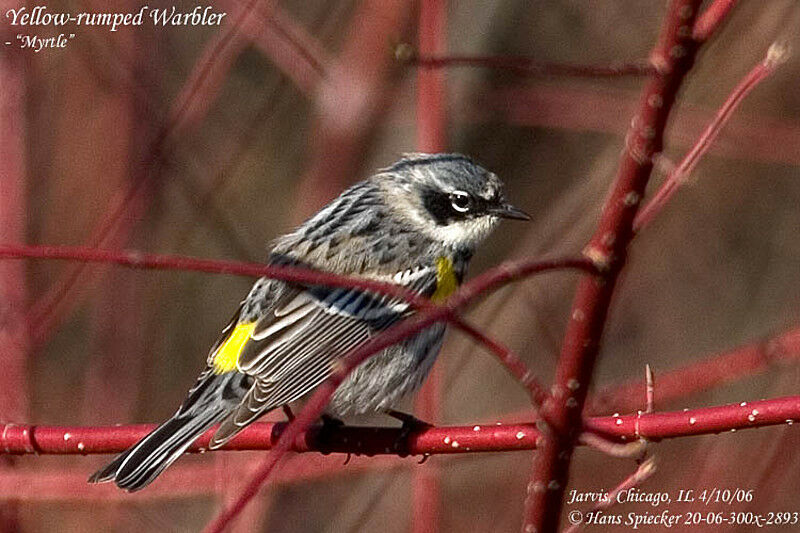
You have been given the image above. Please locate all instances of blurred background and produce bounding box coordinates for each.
[2,0,800,531]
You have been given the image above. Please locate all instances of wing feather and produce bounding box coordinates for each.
[208,263,439,449]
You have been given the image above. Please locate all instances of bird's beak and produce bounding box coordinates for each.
[489,202,532,221]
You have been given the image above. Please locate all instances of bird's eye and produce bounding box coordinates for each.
[449,191,472,213]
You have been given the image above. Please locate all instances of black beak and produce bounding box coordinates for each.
[489,202,531,221]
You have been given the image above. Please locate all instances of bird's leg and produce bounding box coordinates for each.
[316,414,345,455]
[282,405,295,421]
[322,416,353,465]
[321,414,345,427]
[385,409,432,457]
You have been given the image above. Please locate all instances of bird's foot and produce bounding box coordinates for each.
[316,414,345,455]
[385,410,432,458]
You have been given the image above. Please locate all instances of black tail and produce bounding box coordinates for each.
[88,407,226,491]
[88,371,252,491]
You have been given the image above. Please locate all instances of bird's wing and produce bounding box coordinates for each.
[207,265,439,448]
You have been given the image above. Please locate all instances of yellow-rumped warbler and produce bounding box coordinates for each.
[88,153,530,490]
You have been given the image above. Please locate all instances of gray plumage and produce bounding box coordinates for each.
[89,153,529,491]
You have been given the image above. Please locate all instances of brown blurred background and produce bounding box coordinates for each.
[2,0,800,531]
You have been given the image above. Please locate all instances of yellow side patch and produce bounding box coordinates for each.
[212,322,256,374]
[431,256,459,302]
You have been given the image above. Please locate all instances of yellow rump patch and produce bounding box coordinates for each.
[212,322,256,374]
[431,256,459,302]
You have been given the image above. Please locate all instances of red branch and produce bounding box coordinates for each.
[634,43,787,232]
[0,244,596,302]
[524,1,712,531]
[3,396,797,456]
[165,6,248,134]
[292,0,415,218]
[453,317,548,407]
[164,0,261,138]
[562,458,657,533]
[408,54,656,78]
[0,243,427,306]
[588,325,800,414]
[586,396,800,440]
[484,83,800,168]
[0,242,593,313]
[209,0,326,99]
[251,1,327,90]
[693,0,738,42]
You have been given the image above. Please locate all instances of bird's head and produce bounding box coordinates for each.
[378,153,530,251]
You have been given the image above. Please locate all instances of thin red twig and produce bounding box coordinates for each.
[165,0,261,138]
[250,1,328,91]
[451,317,548,407]
[501,323,800,429]
[484,83,800,168]
[3,396,798,456]
[165,11,249,134]
[524,1,709,531]
[561,458,657,533]
[292,0,416,219]
[577,433,646,459]
[645,364,655,413]
[693,0,738,42]
[0,243,595,311]
[0,243,428,307]
[408,53,656,78]
[588,325,800,415]
[211,0,327,100]
[634,43,788,232]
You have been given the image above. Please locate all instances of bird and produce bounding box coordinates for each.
[88,152,530,491]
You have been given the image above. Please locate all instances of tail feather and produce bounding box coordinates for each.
[88,371,252,491]
[88,408,225,491]
[88,371,253,491]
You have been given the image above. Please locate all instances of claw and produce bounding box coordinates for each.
[385,410,432,430]
[385,410,431,457]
